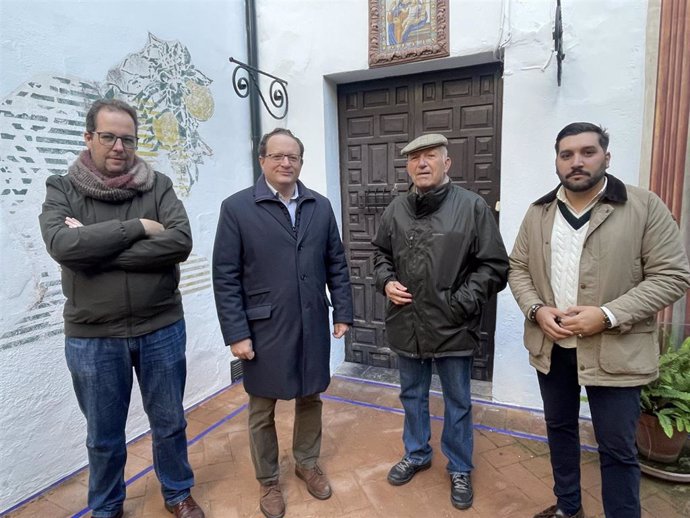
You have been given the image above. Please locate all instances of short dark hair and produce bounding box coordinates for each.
[258,128,304,158]
[85,99,138,134]
[555,122,609,152]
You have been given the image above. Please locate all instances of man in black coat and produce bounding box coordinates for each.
[372,133,509,511]
[212,128,353,518]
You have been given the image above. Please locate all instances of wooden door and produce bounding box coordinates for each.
[338,63,503,381]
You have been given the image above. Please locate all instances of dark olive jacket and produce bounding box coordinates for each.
[372,182,509,358]
[39,172,192,337]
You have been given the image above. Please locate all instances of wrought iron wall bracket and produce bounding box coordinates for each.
[229,57,289,120]
[553,0,565,86]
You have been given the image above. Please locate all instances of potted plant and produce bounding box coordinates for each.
[637,336,690,463]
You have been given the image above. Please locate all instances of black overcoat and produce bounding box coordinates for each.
[212,175,353,399]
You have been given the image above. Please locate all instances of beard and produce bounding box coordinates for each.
[559,166,606,192]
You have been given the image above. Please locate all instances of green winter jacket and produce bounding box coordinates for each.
[39,172,192,337]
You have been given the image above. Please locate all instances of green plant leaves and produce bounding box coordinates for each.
[640,336,690,438]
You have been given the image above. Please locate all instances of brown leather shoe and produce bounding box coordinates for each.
[295,464,332,500]
[533,504,585,518]
[164,495,205,518]
[260,481,285,518]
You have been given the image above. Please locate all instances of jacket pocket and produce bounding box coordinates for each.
[246,287,271,307]
[247,287,271,297]
[524,323,546,356]
[599,331,658,375]
[246,304,272,321]
[447,288,475,323]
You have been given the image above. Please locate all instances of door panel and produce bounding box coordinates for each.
[338,63,503,380]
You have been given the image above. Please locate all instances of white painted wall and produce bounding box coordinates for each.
[255,0,648,408]
[0,0,250,512]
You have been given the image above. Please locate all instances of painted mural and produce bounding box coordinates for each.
[0,34,214,352]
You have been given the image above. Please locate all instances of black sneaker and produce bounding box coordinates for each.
[387,457,432,485]
[450,472,473,509]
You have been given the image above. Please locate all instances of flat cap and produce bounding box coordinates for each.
[400,133,448,156]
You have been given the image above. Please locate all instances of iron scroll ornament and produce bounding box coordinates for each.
[553,0,565,86]
[229,57,289,120]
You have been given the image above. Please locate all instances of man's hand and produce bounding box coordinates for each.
[230,338,255,360]
[385,280,413,306]
[65,217,83,228]
[333,323,350,338]
[535,306,573,342]
[560,306,607,338]
[140,218,165,236]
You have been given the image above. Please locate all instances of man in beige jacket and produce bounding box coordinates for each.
[509,122,690,518]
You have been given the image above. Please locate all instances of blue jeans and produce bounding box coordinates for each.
[65,320,194,517]
[397,355,474,474]
[538,345,641,518]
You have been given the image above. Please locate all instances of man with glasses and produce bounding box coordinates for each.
[212,128,353,518]
[39,99,204,518]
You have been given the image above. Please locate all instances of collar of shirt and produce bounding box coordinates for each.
[556,177,607,216]
[266,182,299,203]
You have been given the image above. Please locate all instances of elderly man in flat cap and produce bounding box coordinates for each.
[372,133,509,510]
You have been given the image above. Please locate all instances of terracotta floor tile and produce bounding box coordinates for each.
[421,480,483,517]
[520,454,556,481]
[652,481,690,513]
[516,437,551,456]
[580,457,602,490]
[642,493,687,518]
[185,417,211,439]
[5,498,71,518]
[124,453,154,481]
[471,484,536,516]
[580,486,605,516]
[125,475,148,499]
[477,406,507,430]
[7,376,690,518]
[498,462,553,505]
[360,478,431,518]
[42,477,88,515]
[480,442,536,469]
[127,436,153,461]
[189,406,235,427]
[470,460,512,494]
[505,408,544,436]
[482,428,516,448]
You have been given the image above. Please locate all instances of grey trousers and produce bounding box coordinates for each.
[248,393,323,483]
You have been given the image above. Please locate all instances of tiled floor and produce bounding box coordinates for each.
[5,366,690,518]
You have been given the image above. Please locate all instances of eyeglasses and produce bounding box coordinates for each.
[263,153,302,164]
[91,131,138,149]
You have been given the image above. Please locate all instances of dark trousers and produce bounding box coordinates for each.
[537,345,642,518]
[247,393,323,484]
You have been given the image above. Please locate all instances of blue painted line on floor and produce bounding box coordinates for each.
[1,381,244,517]
[68,404,248,518]
[188,403,248,447]
[332,373,594,422]
[6,380,597,517]
[322,393,597,449]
